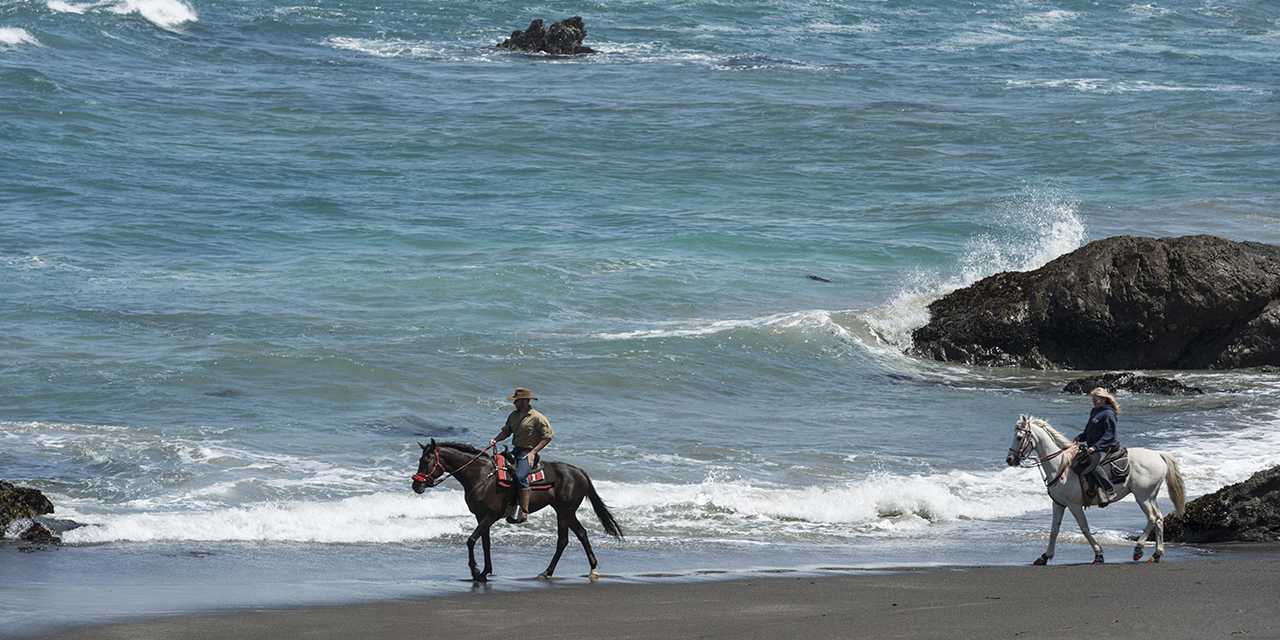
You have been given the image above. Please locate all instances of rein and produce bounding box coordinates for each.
[412,444,496,487]
[1013,424,1078,487]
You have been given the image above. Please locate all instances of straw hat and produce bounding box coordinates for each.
[508,388,537,402]
[1089,387,1121,414]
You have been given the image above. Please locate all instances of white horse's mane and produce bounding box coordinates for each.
[1023,415,1073,448]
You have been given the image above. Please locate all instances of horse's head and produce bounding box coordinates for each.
[1008,415,1035,467]
[411,439,442,494]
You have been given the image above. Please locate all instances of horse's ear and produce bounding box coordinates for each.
[430,438,436,446]
[418,441,427,450]
[1019,414,1026,421]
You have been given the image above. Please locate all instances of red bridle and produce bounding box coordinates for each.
[411,446,445,486]
[411,443,496,488]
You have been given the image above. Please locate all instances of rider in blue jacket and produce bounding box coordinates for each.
[1074,388,1120,504]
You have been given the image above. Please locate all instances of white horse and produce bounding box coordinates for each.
[1007,415,1186,564]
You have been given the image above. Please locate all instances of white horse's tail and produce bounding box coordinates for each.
[1161,453,1186,517]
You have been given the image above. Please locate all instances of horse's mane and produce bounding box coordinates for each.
[1026,416,1072,448]
[435,441,484,455]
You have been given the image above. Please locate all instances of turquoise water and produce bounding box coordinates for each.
[3,0,1280,632]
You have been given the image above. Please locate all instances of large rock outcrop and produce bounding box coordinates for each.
[1,480,54,537]
[911,235,1280,369]
[1164,466,1280,543]
[497,17,595,55]
[1062,372,1203,395]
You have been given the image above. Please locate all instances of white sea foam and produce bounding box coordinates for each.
[325,36,447,59]
[106,0,197,31]
[49,0,197,31]
[0,27,42,48]
[62,492,472,543]
[46,0,101,14]
[806,21,880,34]
[1125,3,1174,18]
[1023,10,1077,30]
[862,188,1087,350]
[593,309,853,342]
[941,27,1025,50]
[1006,78,1267,95]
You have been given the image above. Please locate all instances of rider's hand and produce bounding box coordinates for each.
[488,438,497,448]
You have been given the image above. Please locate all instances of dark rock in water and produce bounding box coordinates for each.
[1062,372,1204,395]
[205,388,244,398]
[911,235,1280,369]
[1,481,54,537]
[807,274,833,283]
[19,522,60,546]
[1164,465,1280,543]
[497,16,596,55]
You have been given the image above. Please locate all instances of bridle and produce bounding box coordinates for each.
[412,443,495,488]
[1012,420,1078,487]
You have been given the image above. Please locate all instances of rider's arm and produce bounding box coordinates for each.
[528,436,552,459]
[524,414,553,459]
[489,425,511,448]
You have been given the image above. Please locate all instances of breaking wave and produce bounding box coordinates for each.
[47,0,198,32]
[862,187,1088,350]
[0,27,42,48]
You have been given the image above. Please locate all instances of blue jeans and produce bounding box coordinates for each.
[513,448,533,488]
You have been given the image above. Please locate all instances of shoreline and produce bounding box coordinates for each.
[23,544,1280,640]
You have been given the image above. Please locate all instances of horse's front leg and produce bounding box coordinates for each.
[481,517,496,578]
[1035,501,1066,565]
[1068,504,1104,563]
[467,515,498,581]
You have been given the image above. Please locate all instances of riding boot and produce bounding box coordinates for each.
[1093,470,1115,507]
[504,495,520,523]
[513,489,531,524]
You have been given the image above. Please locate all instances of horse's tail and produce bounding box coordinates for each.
[1161,453,1186,518]
[585,477,624,540]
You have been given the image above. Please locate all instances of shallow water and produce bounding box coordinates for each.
[2,0,1279,633]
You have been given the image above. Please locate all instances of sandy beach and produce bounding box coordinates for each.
[25,547,1280,640]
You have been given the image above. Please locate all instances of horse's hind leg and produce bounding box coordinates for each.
[1149,499,1165,562]
[568,515,599,579]
[1068,504,1104,563]
[540,511,571,579]
[1133,494,1159,562]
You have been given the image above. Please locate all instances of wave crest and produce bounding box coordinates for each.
[0,27,42,48]
[48,0,197,32]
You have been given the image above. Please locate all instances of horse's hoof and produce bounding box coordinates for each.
[1152,551,1163,563]
[1133,547,1144,562]
[1032,555,1049,566]
[1092,555,1105,565]
[536,573,550,581]
[589,569,600,581]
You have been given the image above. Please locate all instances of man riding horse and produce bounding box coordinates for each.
[1073,387,1121,506]
[489,387,553,524]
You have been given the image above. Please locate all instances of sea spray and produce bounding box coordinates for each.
[863,188,1087,350]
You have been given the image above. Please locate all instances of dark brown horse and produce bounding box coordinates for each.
[410,440,623,582]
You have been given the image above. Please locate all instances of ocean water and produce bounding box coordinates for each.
[3,0,1280,633]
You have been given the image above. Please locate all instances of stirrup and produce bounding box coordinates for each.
[508,511,528,524]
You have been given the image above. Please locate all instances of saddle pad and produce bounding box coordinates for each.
[494,453,552,489]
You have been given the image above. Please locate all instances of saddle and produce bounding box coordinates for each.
[1075,447,1129,506]
[493,451,554,492]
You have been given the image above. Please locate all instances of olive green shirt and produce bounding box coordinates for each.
[506,408,553,449]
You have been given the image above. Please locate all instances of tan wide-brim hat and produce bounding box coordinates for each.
[508,388,537,402]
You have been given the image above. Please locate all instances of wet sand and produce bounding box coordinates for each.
[29,548,1280,640]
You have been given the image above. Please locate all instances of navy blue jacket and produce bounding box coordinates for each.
[1075,406,1118,451]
